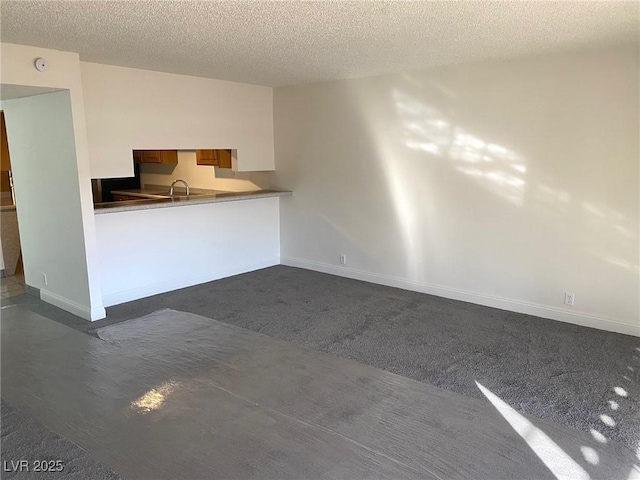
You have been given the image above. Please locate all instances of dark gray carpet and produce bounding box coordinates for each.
[1,399,120,480]
[9,265,640,450]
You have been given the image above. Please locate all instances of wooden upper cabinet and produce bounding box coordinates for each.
[217,150,232,169]
[133,149,232,168]
[133,150,178,164]
[196,149,232,169]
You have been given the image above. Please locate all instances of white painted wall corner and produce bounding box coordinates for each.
[40,289,106,321]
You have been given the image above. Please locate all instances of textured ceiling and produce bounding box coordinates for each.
[1,1,638,87]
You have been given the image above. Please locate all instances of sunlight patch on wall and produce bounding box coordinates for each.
[536,185,571,206]
[604,257,638,272]
[349,82,440,280]
[381,164,423,279]
[581,202,639,274]
[392,89,527,206]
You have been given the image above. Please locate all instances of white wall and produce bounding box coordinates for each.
[1,43,105,320]
[138,151,275,192]
[81,62,275,178]
[274,45,639,336]
[95,197,280,306]
[1,91,100,318]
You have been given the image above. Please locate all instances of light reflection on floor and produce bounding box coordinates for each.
[476,381,590,480]
[477,343,640,480]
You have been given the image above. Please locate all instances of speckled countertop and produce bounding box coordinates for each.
[94,188,292,214]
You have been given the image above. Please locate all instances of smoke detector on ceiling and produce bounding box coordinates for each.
[34,57,49,72]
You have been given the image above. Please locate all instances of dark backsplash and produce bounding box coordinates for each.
[92,163,141,203]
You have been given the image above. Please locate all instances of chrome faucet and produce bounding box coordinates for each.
[169,179,190,196]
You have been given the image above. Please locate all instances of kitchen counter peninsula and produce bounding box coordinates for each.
[94,188,292,214]
[93,186,284,306]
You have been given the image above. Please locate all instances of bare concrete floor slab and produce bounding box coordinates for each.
[2,306,638,479]
[1,399,121,480]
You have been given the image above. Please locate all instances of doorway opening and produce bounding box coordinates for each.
[0,109,24,298]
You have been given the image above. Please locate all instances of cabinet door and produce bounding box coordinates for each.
[196,149,218,166]
[217,150,232,169]
[196,149,232,168]
[133,150,178,164]
[159,150,178,164]
[142,151,162,163]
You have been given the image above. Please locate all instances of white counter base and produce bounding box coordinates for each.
[95,196,280,307]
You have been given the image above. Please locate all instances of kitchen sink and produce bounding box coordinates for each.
[163,194,210,200]
[149,191,218,199]
[114,188,225,201]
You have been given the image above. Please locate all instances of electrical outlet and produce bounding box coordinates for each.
[339,254,347,265]
[564,292,575,306]
[42,273,48,286]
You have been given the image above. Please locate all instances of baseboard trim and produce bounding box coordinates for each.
[24,284,40,298]
[40,289,106,321]
[102,256,280,308]
[281,256,639,337]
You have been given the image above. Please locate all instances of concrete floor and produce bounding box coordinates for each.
[1,399,120,480]
[2,306,638,479]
